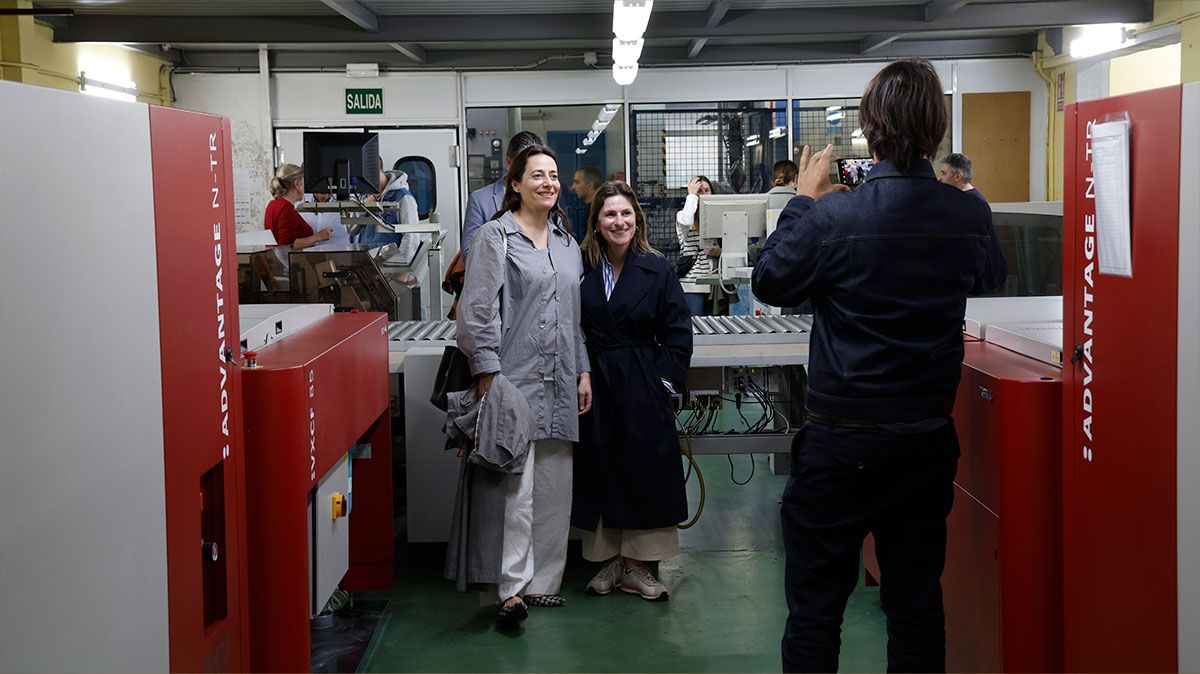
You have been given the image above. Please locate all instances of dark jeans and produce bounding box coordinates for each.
[781,421,959,673]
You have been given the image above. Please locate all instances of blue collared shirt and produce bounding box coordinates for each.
[599,251,617,300]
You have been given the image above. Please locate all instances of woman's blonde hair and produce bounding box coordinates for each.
[772,160,799,187]
[269,163,304,198]
[580,181,661,269]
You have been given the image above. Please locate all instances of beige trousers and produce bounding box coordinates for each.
[581,519,680,563]
[497,438,575,600]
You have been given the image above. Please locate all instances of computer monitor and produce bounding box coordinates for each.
[698,194,768,239]
[303,132,382,201]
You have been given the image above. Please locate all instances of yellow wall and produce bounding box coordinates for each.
[1110,43,1182,95]
[0,0,172,105]
[1039,0,1200,200]
[1184,14,1200,82]
[1035,36,1073,201]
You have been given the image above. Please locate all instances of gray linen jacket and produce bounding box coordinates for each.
[442,373,533,592]
[444,373,533,474]
[455,211,590,443]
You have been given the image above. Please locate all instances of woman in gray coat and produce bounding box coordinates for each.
[456,144,592,628]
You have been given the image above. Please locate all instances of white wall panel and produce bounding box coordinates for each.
[175,73,274,230]
[273,72,460,125]
[464,69,621,107]
[0,81,169,673]
[628,67,788,102]
[786,61,954,98]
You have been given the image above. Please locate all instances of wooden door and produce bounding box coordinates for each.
[963,92,1030,202]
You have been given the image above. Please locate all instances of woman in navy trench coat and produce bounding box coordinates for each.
[572,181,693,601]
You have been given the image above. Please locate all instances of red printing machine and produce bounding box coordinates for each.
[240,308,393,672]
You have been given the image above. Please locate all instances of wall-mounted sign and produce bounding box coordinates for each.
[345,88,383,115]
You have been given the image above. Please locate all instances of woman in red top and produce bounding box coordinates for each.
[264,163,332,248]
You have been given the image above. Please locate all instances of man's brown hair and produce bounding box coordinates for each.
[859,59,947,172]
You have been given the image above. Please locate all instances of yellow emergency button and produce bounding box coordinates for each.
[331,492,347,520]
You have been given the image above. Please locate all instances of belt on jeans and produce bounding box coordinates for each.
[804,408,881,429]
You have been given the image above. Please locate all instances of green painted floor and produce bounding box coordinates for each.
[358,454,887,672]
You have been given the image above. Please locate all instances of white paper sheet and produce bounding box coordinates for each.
[1090,118,1133,277]
[232,168,256,229]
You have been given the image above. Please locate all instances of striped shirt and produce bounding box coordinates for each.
[600,251,617,300]
[675,194,714,294]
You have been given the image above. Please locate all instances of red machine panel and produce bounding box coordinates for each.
[240,311,392,673]
[863,340,1062,672]
[947,341,1062,673]
[149,108,248,672]
[1062,86,1181,671]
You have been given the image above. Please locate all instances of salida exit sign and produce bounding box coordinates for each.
[345,88,383,114]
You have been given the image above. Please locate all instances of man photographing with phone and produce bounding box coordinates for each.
[752,59,1007,673]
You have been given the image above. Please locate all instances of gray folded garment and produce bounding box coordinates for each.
[445,372,533,474]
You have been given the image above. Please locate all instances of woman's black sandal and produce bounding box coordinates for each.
[497,599,528,628]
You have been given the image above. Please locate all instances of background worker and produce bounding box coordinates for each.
[461,131,545,261]
[264,163,332,249]
[938,152,987,202]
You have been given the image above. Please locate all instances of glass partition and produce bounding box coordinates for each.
[465,104,626,240]
[629,100,788,262]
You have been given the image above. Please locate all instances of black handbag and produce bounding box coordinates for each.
[429,345,472,412]
[675,254,696,279]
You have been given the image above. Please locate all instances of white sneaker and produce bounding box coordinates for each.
[586,558,623,596]
[620,564,669,602]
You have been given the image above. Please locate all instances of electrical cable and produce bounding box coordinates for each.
[727,452,755,486]
[750,378,791,433]
[677,432,706,529]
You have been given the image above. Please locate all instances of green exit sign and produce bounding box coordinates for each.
[345,88,383,114]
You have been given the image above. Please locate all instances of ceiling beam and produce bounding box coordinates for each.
[389,42,426,63]
[319,0,378,32]
[52,1,1150,44]
[860,33,903,54]
[924,0,972,22]
[687,38,708,59]
[176,35,1040,71]
[706,0,731,28]
[0,8,73,15]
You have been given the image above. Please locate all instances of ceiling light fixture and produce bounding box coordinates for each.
[612,37,644,66]
[346,63,379,78]
[613,62,638,86]
[613,0,653,41]
[1068,23,1135,59]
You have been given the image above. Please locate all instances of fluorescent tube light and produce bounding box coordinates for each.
[1069,23,1133,59]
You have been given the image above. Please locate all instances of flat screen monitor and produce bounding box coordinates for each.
[698,194,768,239]
[303,132,382,200]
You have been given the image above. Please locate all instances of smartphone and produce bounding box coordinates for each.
[837,158,875,188]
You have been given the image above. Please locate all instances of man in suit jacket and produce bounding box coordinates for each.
[461,130,544,261]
